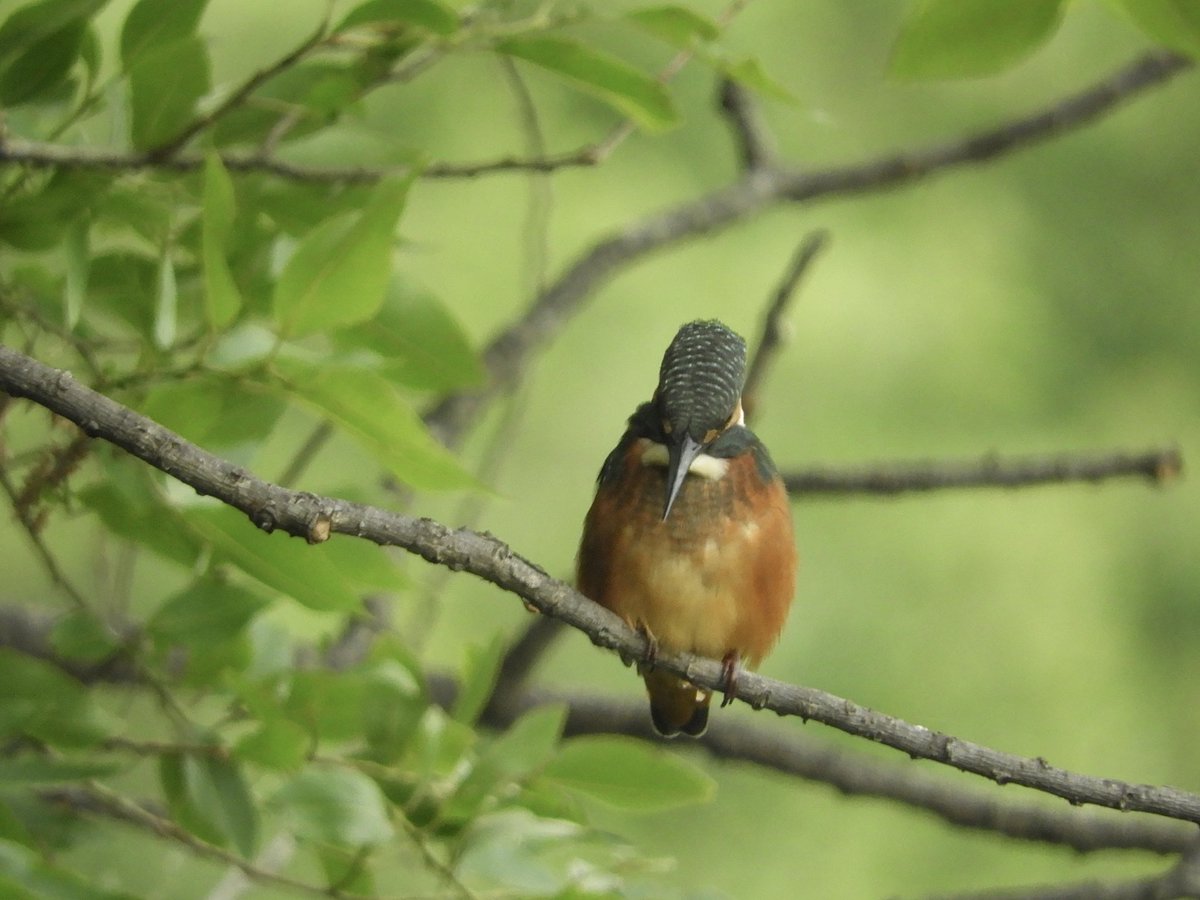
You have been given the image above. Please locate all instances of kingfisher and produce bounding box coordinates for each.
[577,319,796,737]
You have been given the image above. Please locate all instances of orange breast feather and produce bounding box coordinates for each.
[577,439,795,667]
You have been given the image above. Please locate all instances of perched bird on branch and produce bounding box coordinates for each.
[578,320,796,736]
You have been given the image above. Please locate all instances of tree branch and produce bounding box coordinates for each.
[43,783,373,900]
[421,50,1192,446]
[783,447,1183,497]
[924,876,1168,900]
[480,681,1198,857]
[4,604,1191,857]
[742,229,829,420]
[3,343,1198,826]
[719,77,776,171]
[925,840,1200,900]
[146,23,330,160]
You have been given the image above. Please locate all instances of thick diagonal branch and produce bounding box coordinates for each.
[3,343,1198,826]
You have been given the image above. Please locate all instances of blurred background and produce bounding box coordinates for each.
[6,0,1199,896]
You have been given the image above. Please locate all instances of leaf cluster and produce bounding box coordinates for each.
[0,0,772,895]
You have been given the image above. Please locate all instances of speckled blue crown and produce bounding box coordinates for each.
[657,320,747,441]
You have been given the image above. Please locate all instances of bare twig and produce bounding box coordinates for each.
[923,876,1167,900]
[500,56,553,298]
[742,229,829,420]
[783,50,1194,203]
[923,842,1200,900]
[0,1,759,183]
[719,77,776,170]
[146,23,330,160]
[45,783,375,900]
[480,615,566,722]
[0,463,90,610]
[2,52,1182,190]
[2,344,1195,826]
[783,448,1183,497]
[277,421,334,488]
[491,0,758,174]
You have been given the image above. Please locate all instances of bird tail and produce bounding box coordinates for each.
[643,669,711,737]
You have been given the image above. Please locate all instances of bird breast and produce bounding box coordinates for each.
[578,437,795,666]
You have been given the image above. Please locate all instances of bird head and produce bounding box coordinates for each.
[652,319,747,520]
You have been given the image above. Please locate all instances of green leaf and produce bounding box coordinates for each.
[334,278,485,391]
[542,736,715,811]
[148,577,271,647]
[361,660,426,761]
[280,662,422,755]
[154,247,177,349]
[497,35,678,131]
[0,838,136,900]
[250,180,373,235]
[183,506,363,612]
[48,611,120,664]
[441,704,567,824]
[273,176,413,338]
[284,670,368,743]
[890,0,1066,79]
[710,52,795,101]
[127,34,210,149]
[236,717,309,771]
[62,219,89,330]
[273,358,479,490]
[314,844,376,897]
[160,752,259,856]
[321,535,409,594]
[78,23,100,92]
[271,769,394,847]
[202,154,243,328]
[486,704,566,779]
[120,0,208,69]
[0,0,108,53]
[337,0,460,35]
[0,649,111,748]
[406,706,476,784]
[0,20,86,105]
[455,809,585,896]
[0,0,107,106]
[452,635,506,725]
[0,757,122,785]
[193,755,259,858]
[1116,0,1200,58]
[0,171,110,251]
[213,63,368,148]
[78,477,201,567]
[625,5,720,46]
[139,374,286,449]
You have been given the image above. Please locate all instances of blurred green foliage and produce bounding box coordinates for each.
[0,0,1198,897]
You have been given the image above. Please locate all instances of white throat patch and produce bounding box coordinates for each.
[639,441,730,480]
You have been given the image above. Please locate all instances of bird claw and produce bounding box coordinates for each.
[633,622,659,676]
[719,652,740,708]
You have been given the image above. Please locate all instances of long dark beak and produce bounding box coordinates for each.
[663,434,703,521]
